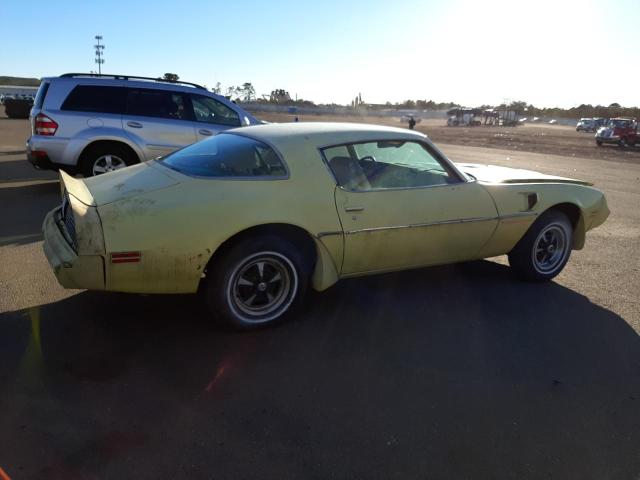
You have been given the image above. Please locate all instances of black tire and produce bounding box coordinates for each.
[80,143,137,177]
[596,140,602,147]
[508,210,573,282]
[203,235,311,330]
[618,139,628,148]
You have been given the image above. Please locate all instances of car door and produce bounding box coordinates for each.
[323,140,499,275]
[188,93,242,142]
[122,88,197,160]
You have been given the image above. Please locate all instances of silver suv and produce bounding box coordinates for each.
[27,73,260,176]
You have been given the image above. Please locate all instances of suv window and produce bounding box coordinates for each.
[126,89,189,120]
[191,94,240,126]
[322,140,460,191]
[61,85,126,114]
[34,81,50,109]
[161,133,286,178]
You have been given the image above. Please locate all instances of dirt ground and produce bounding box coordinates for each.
[4,105,638,164]
[257,112,640,164]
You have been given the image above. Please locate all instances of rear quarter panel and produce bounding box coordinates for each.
[98,154,343,294]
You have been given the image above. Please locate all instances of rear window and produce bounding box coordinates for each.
[34,81,50,109]
[160,134,287,178]
[61,85,126,114]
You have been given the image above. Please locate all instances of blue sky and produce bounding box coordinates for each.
[1,0,639,107]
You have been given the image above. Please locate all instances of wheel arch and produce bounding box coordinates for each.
[78,139,143,167]
[203,223,340,292]
[541,202,586,250]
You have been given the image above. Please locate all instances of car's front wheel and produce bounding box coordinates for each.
[204,236,311,329]
[508,210,573,282]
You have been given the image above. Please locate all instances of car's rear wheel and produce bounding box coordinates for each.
[204,236,311,329]
[81,143,137,177]
[508,210,573,282]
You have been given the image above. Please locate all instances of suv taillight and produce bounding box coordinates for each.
[35,113,58,136]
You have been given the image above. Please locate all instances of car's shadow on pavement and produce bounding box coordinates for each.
[1,261,639,479]
[0,179,59,246]
[0,158,58,184]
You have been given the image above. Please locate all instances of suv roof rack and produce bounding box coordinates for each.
[59,73,207,90]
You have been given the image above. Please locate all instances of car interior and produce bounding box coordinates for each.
[327,141,458,191]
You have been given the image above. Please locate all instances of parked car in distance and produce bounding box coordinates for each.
[576,118,596,132]
[42,122,610,329]
[27,73,261,176]
[4,96,33,119]
[596,118,638,147]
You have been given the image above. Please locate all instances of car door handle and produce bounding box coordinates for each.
[345,206,365,212]
[127,121,143,128]
[199,129,214,136]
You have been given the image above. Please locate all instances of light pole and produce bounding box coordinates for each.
[94,35,105,75]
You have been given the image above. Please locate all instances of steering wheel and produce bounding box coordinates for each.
[359,155,377,163]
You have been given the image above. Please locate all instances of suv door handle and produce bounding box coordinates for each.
[345,206,365,212]
[127,121,143,128]
[198,129,214,136]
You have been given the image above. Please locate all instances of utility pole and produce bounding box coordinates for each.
[94,35,105,75]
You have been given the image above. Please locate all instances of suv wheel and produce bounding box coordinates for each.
[81,144,137,177]
[204,235,311,329]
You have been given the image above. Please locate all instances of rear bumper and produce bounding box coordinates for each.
[27,149,58,170]
[27,135,80,170]
[42,208,105,290]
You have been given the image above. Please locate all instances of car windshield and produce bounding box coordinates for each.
[608,119,630,128]
[160,133,286,178]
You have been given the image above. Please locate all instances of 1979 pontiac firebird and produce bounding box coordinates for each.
[43,123,609,329]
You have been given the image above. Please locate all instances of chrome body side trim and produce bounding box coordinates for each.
[342,211,537,235]
[317,231,343,238]
[500,211,539,219]
[344,216,498,235]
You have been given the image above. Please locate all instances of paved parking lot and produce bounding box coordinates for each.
[1,113,640,479]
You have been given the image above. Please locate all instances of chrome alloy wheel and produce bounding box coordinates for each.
[92,154,127,175]
[226,251,298,323]
[532,224,569,274]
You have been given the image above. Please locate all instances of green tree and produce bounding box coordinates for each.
[163,73,179,82]
[239,82,256,102]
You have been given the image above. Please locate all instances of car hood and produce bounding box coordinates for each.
[61,161,180,207]
[456,163,592,186]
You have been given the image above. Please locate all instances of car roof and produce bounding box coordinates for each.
[229,122,427,150]
[42,75,206,94]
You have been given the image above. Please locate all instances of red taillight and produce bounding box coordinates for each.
[35,113,58,136]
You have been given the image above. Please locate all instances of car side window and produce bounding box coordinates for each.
[61,85,126,114]
[323,140,460,191]
[126,89,189,120]
[190,94,241,127]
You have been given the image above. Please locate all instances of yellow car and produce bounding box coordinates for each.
[43,123,609,328]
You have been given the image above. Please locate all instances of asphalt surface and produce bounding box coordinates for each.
[1,116,640,479]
